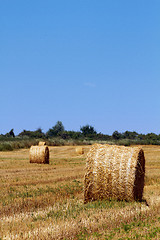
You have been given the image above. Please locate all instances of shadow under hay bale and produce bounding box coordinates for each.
[38,141,46,146]
[29,146,49,164]
[76,146,84,155]
[84,144,145,203]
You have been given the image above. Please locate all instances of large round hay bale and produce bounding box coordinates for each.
[76,146,84,155]
[29,146,49,164]
[38,141,46,146]
[84,144,145,203]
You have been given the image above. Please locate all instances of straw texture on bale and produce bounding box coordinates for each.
[38,141,46,146]
[76,146,84,155]
[84,144,145,203]
[30,146,49,164]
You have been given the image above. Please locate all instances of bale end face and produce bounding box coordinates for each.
[133,149,145,201]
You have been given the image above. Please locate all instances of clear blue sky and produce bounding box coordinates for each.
[0,0,160,135]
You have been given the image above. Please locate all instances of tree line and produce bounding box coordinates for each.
[1,121,160,145]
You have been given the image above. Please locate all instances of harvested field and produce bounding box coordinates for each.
[0,145,160,239]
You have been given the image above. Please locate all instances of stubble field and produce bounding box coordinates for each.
[0,145,160,239]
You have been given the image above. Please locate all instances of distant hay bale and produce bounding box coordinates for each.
[76,146,84,155]
[29,146,49,164]
[38,141,46,146]
[84,144,145,203]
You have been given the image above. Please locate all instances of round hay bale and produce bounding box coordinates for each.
[29,146,49,164]
[76,146,84,155]
[38,141,46,146]
[84,144,145,203]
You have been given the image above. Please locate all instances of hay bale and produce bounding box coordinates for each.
[29,146,49,164]
[38,141,46,146]
[76,146,84,155]
[84,144,145,203]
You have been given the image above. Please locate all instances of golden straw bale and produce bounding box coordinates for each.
[29,146,49,164]
[84,144,145,203]
[76,146,84,155]
[38,141,46,146]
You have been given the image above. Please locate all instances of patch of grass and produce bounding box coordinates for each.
[148,227,160,238]
[122,222,134,232]
[0,181,83,207]
[76,228,90,240]
[105,230,116,240]
[85,199,131,210]
[31,199,136,223]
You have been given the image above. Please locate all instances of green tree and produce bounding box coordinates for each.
[80,124,97,136]
[18,128,45,138]
[5,129,15,138]
[146,133,158,141]
[46,121,65,137]
[112,131,122,140]
[123,131,138,139]
[9,129,15,137]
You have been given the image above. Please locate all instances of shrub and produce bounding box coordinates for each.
[0,143,13,151]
